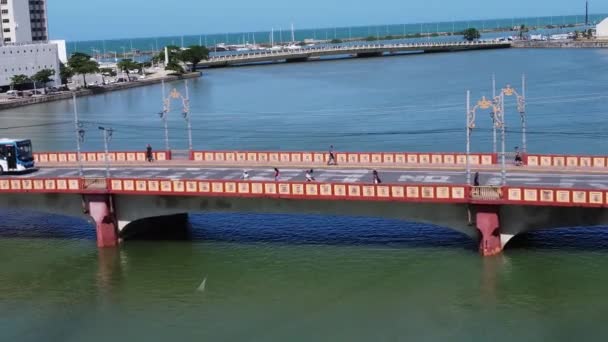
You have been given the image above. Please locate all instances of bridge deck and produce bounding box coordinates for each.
[9,165,608,190]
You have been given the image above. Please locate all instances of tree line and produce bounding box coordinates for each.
[59,45,210,88]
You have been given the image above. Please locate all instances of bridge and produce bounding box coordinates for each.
[199,41,511,67]
[2,148,608,257]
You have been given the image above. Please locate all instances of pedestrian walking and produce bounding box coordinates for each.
[146,144,153,162]
[305,169,315,182]
[473,172,480,186]
[241,170,249,180]
[274,168,280,181]
[327,145,337,165]
[514,146,523,166]
[372,170,382,184]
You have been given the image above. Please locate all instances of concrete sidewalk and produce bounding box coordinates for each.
[35,160,608,174]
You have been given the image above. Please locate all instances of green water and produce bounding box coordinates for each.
[2,237,608,341]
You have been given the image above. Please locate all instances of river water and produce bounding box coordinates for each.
[2,48,608,341]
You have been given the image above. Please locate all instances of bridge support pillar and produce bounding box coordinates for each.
[85,195,118,248]
[476,205,502,256]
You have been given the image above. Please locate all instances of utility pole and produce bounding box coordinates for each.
[521,74,527,153]
[492,73,497,154]
[98,126,113,178]
[72,93,84,177]
[500,92,506,186]
[466,90,471,185]
[183,80,193,152]
[161,80,170,151]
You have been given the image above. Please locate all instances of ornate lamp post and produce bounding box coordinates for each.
[160,80,193,152]
[500,75,527,153]
[466,92,504,185]
[492,74,527,153]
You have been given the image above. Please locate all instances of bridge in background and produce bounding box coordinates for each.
[2,148,608,257]
[199,41,511,67]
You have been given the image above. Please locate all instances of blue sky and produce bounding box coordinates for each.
[49,0,606,41]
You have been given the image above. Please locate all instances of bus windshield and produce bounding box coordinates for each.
[16,140,33,161]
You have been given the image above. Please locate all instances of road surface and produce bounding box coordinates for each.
[6,166,608,190]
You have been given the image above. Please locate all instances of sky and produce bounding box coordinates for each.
[48,0,607,41]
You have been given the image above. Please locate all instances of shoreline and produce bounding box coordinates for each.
[0,72,201,111]
[512,40,608,48]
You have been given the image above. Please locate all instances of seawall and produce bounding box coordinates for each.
[0,72,201,111]
[512,40,608,48]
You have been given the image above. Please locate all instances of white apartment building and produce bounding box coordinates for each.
[0,0,49,44]
[0,0,61,89]
[0,43,60,88]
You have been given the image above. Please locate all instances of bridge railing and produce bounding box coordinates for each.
[34,151,171,164]
[470,186,503,201]
[32,149,608,170]
[1,177,606,208]
[189,150,495,167]
[205,41,510,63]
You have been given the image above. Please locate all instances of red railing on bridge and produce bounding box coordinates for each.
[32,149,608,169]
[190,150,496,166]
[34,151,171,163]
[1,177,607,208]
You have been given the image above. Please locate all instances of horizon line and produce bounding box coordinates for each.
[57,12,608,43]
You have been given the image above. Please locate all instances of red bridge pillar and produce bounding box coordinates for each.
[476,205,502,256]
[84,195,118,248]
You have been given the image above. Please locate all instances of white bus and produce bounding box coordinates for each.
[0,139,35,175]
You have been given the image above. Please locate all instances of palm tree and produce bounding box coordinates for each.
[10,74,30,90]
[68,52,99,87]
[117,59,140,81]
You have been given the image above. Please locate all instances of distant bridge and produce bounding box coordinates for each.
[199,41,512,67]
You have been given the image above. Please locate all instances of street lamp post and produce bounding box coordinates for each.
[491,74,497,154]
[161,80,193,153]
[72,93,84,177]
[182,80,193,151]
[498,75,527,153]
[466,93,501,185]
[160,80,170,151]
[98,126,113,178]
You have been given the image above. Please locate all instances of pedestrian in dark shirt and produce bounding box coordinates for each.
[514,146,523,166]
[274,168,280,181]
[146,144,153,162]
[327,145,337,165]
[474,172,480,186]
[305,169,315,182]
[372,170,382,184]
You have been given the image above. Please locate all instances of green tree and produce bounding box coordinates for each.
[178,45,209,72]
[330,38,343,44]
[32,69,56,88]
[153,45,181,65]
[117,59,140,80]
[518,25,529,39]
[165,60,185,74]
[68,52,99,87]
[60,62,74,85]
[10,74,30,90]
[462,28,481,41]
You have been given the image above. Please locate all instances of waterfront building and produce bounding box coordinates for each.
[0,43,61,89]
[597,18,608,39]
[0,0,61,89]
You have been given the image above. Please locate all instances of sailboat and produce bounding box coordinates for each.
[286,23,301,50]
